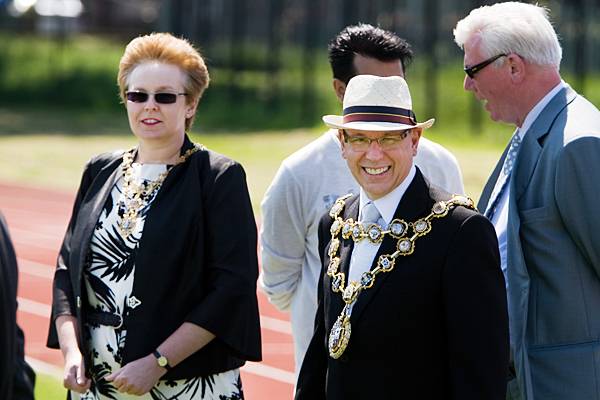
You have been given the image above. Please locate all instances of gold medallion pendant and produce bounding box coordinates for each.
[328,306,351,359]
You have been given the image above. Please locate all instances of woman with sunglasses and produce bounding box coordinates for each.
[47,33,262,399]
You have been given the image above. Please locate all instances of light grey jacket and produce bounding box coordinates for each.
[479,85,600,400]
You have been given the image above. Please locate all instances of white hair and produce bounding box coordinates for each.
[453,2,562,68]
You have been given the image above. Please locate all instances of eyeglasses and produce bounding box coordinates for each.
[126,91,187,104]
[342,130,411,151]
[464,54,507,79]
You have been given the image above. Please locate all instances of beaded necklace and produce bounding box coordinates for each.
[326,194,475,359]
[117,145,202,239]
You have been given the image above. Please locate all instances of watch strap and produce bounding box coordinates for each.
[152,349,172,371]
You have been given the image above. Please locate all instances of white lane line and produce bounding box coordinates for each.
[10,226,62,250]
[25,357,62,379]
[242,361,295,384]
[260,315,292,334]
[13,238,60,252]
[18,297,51,317]
[19,259,54,279]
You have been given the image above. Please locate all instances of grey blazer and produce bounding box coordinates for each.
[479,85,600,400]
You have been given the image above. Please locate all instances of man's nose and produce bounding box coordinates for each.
[364,140,385,160]
[464,75,474,91]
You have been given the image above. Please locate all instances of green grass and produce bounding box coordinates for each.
[35,373,65,399]
[0,124,322,212]
[0,109,504,210]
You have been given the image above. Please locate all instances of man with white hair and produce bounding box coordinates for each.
[454,3,600,399]
[295,75,508,400]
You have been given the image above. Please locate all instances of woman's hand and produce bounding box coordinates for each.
[62,348,91,393]
[105,354,166,395]
[56,315,90,393]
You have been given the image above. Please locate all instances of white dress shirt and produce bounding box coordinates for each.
[347,165,416,286]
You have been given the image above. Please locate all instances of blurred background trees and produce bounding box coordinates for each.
[0,0,598,133]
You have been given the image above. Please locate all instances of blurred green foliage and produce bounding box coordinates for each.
[0,33,122,109]
[1,32,598,139]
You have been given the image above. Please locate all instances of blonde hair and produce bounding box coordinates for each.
[117,32,210,131]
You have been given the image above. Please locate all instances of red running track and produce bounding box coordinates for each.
[0,182,295,399]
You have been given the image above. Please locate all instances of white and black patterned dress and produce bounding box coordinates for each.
[72,162,243,400]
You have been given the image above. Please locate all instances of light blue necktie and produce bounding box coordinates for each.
[346,201,384,306]
[360,201,383,227]
[485,131,522,220]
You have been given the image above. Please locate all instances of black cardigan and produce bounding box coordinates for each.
[47,136,262,379]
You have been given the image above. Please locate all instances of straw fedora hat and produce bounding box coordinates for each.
[322,74,434,132]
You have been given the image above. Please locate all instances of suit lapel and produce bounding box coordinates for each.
[70,158,122,295]
[350,170,432,324]
[512,85,575,202]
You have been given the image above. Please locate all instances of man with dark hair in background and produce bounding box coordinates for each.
[0,212,35,400]
[259,23,464,375]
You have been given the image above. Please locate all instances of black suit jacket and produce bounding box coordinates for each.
[46,135,262,379]
[0,213,35,400]
[296,170,509,400]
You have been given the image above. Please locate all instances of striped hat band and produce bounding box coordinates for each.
[342,105,417,126]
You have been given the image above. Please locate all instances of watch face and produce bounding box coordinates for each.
[158,356,168,367]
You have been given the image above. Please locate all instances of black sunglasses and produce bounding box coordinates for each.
[126,91,187,104]
[464,54,507,79]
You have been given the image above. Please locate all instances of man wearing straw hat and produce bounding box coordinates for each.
[295,74,509,400]
[259,24,464,377]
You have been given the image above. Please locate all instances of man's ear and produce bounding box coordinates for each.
[411,128,423,156]
[508,54,526,84]
[337,129,348,159]
[333,79,347,102]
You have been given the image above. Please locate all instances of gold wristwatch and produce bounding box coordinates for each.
[153,350,172,371]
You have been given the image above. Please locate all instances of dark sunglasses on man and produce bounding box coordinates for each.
[126,91,187,104]
[464,54,507,79]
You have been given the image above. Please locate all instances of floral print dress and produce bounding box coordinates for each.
[72,162,243,400]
